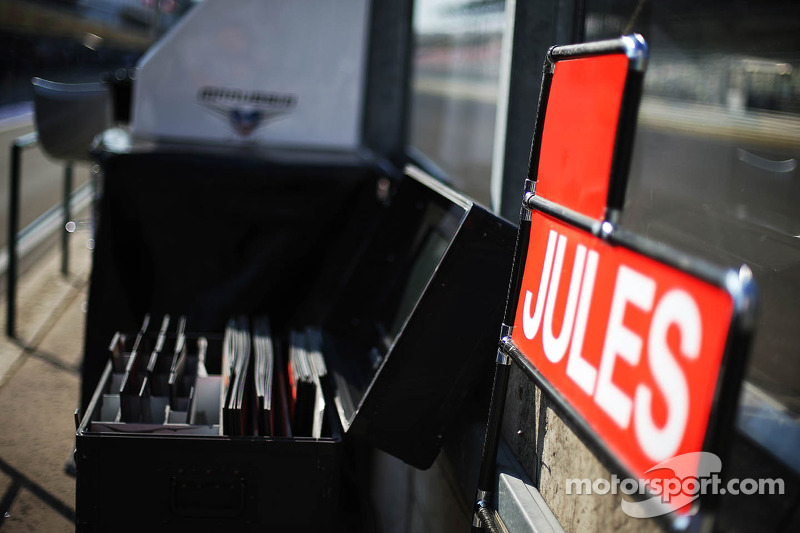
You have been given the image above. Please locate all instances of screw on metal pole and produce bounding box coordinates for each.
[61,163,73,276]
[473,499,503,533]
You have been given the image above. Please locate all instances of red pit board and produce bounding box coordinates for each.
[501,35,756,521]
[511,212,733,478]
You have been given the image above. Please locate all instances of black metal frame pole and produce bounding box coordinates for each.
[6,132,38,338]
[61,163,73,276]
[6,142,21,337]
[472,355,511,532]
[473,197,534,530]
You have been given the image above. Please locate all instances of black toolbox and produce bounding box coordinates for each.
[75,153,517,531]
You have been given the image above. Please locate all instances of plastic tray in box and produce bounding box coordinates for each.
[77,322,342,532]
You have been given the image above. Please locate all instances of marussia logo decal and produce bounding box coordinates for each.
[197,86,297,136]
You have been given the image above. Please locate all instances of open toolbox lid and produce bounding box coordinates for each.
[320,166,517,469]
[78,154,517,472]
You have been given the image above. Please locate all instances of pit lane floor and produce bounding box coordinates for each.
[0,229,92,531]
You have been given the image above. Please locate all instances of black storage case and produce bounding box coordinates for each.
[75,146,516,531]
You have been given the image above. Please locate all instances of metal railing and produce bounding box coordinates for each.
[5,132,75,338]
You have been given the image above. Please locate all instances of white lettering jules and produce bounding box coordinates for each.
[521,230,702,462]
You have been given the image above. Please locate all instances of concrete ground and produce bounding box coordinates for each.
[0,229,93,531]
